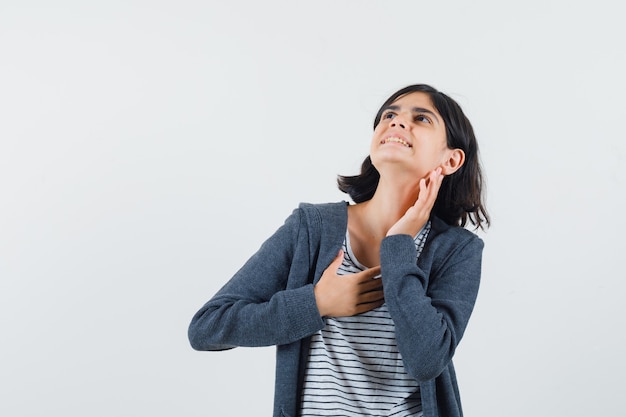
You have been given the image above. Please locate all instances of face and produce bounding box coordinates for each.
[370,91,453,181]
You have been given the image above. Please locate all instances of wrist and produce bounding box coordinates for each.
[313,285,327,317]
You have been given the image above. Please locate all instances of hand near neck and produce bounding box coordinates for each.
[384,167,443,237]
[346,167,444,268]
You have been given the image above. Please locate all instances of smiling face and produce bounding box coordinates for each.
[370,91,459,181]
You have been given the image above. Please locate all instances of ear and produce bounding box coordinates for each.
[441,148,465,176]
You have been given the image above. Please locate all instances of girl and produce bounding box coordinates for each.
[189,84,489,417]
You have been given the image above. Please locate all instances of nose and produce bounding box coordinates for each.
[390,113,409,129]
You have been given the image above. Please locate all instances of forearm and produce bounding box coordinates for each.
[380,233,482,381]
[188,207,327,350]
[188,283,324,350]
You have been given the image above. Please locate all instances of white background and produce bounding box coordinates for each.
[1,1,624,416]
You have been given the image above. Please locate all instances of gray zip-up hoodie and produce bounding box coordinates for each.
[189,201,484,417]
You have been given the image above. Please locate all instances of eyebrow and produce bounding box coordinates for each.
[383,105,441,125]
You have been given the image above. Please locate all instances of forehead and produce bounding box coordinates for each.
[391,91,437,111]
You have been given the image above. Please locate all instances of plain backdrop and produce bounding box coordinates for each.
[1,1,625,416]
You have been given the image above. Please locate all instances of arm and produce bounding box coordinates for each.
[380,231,483,382]
[188,208,326,351]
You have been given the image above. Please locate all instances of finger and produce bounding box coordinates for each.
[359,279,383,293]
[354,298,385,314]
[419,177,427,196]
[430,168,444,191]
[423,167,441,188]
[358,288,384,302]
[360,265,381,278]
[412,178,430,211]
[357,298,384,310]
[330,249,344,270]
[358,271,383,285]
[419,169,443,207]
[350,266,380,277]
[428,173,444,205]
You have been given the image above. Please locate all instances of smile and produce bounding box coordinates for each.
[381,136,412,148]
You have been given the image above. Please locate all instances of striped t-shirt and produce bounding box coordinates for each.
[300,222,431,417]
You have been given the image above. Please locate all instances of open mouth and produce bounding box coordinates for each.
[381,136,411,148]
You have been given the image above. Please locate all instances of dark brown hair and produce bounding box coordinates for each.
[337,84,490,230]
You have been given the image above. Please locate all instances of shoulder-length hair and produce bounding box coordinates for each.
[337,84,490,230]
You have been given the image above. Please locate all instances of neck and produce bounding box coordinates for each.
[354,175,421,238]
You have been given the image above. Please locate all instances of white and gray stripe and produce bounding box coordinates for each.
[300,222,431,417]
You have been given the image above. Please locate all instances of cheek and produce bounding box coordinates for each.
[370,126,385,151]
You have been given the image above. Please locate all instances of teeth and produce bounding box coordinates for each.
[382,137,411,147]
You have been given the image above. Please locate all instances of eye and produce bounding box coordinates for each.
[382,111,396,120]
[415,114,431,124]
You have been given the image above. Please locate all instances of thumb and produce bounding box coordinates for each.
[331,249,344,270]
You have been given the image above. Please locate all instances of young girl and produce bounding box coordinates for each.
[189,84,490,417]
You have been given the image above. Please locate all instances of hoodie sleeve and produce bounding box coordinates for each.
[188,207,325,351]
[380,229,483,382]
